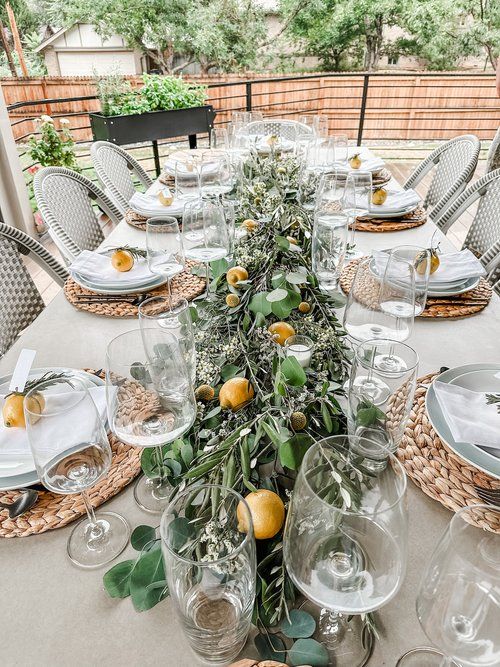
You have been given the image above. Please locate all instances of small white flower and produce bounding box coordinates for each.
[60,118,70,125]
[40,115,53,123]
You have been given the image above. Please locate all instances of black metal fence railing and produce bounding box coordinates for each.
[5,71,499,190]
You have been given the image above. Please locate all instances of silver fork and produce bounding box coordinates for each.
[474,485,500,507]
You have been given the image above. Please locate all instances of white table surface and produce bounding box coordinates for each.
[1,163,499,667]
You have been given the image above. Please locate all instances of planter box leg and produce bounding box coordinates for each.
[189,134,197,149]
[152,140,161,177]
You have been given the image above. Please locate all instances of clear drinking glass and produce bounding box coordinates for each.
[283,435,408,667]
[160,484,256,666]
[285,334,314,368]
[138,296,196,384]
[200,155,234,197]
[388,245,431,314]
[182,199,230,295]
[397,504,500,667]
[146,217,185,309]
[298,166,323,211]
[314,115,330,138]
[312,211,349,293]
[315,171,346,212]
[175,160,200,200]
[307,137,336,172]
[343,256,415,346]
[210,127,229,150]
[220,197,236,261]
[343,171,373,254]
[24,377,130,568]
[347,339,418,467]
[333,134,349,164]
[105,328,196,513]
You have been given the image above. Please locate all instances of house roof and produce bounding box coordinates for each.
[34,25,71,53]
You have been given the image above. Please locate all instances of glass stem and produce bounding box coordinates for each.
[81,489,104,540]
[205,262,210,298]
[155,445,166,482]
[166,277,173,310]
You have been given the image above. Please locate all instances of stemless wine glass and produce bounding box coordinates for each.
[175,160,201,200]
[24,377,130,568]
[106,328,196,513]
[146,217,185,309]
[333,134,349,164]
[315,170,346,208]
[397,504,500,667]
[347,339,418,469]
[200,155,234,197]
[307,137,336,172]
[220,197,236,261]
[182,199,230,296]
[343,256,416,347]
[284,435,408,667]
[312,211,349,293]
[138,296,196,383]
[210,127,229,150]
[161,484,256,665]
[298,165,323,211]
[343,171,373,255]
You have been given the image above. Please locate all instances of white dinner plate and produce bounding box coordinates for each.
[71,271,167,295]
[0,368,105,491]
[426,363,500,480]
[73,252,157,290]
[360,204,418,219]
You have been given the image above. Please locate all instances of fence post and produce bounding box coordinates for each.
[357,74,370,146]
[245,82,252,112]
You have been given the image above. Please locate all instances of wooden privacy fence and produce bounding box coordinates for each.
[2,71,499,143]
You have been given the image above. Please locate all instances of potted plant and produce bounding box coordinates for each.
[89,73,216,146]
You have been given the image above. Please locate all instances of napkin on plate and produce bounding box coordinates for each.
[346,189,420,214]
[0,386,108,473]
[335,156,386,173]
[433,381,500,456]
[428,249,486,284]
[69,250,154,284]
[129,192,185,218]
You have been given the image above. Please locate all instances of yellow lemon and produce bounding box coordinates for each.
[219,377,254,411]
[349,154,362,169]
[415,248,440,275]
[242,219,258,232]
[226,266,249,286]
[2,393,43,428]
[371,188,388,205]
[237,489,285,540]
[158,190,174,206]
[268,322,295,346]
[111,249,134,272]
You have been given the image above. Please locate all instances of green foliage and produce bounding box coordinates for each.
[28,116,79,170]
[281,609,317,638]
[95,72,207,117]
[288,638,329,666]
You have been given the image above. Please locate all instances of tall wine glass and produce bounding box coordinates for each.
[138,296,196,384]
[283,435,408,667]
[146,217,185,310]
[160,484,256,665]
[24,377,130,568]
[343,256,415,348]
[312,211,349,293]
[397,504,500,667]
[388,245,431,314]
[106,328,196,513]
[182,199,230,296]
[347,338,418,468]
[220,197,236,261]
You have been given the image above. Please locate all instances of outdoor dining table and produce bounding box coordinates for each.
[1,162,499,667]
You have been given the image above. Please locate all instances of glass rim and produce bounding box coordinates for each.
[449,503,500,543]
[24,376,91,418]
[300,435,407,516]
[354,338,419,373]
[285,334,314,347]
[146,216,179,227]
[105,327,179,368]
[138,296,190,319]
[160,484,254,565]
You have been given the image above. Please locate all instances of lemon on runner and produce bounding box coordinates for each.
[268,322,295,346]
[237,489,285,540]
[218,377,254,411]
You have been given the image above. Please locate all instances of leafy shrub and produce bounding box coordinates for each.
[28,116,79,170]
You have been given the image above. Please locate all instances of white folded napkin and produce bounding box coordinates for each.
[254,137,295,153]
[346,189,420,214]
[129,192,185,217]
[428,249,486,284]
[433,381,500,456]
[69,250,154,284]
[0,386,108,474]
[336,156,386,173]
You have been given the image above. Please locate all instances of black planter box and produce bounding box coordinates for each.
[89,105,216,146]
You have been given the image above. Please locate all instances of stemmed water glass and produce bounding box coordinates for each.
[24,376,130,568]
[283,435,408,667]
[146,217,185,309]
[397,504,500,667]
[182,199,230,296]
[347,338,418,467]
[138,296,196,384]
[106,328,196,513]
[312,211,349,293]
[161,484,256,666]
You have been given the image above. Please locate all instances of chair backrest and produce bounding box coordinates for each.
[91,141,153,214]
[0,222,68,358]
[404,135,480,220]
[434,168,500,271]
[34,167,122,263]
[245,120,312,141]
[485,128,500,174]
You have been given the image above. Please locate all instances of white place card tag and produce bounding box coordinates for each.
[9,349,37,393]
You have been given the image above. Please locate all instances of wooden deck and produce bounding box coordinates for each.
[25,159,485,307]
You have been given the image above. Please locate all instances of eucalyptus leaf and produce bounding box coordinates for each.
[279,433,313,470]
[249,291,273,316]
[103,559,135,598]
[131,525,156,551]
[281,609,316,638]
[221,364,241,381]
[286,271,309,285]
[254,632,287,662]
[266,288,288,303]
[130,547,167,612]
[210,258,229,279]
[281,356,307,387]
[166,516,195,550]
[288,638,329,667]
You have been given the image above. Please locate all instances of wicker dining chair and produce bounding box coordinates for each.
[433,168,500,281]
[404,135,480,221]
[91,141,153,214]
[0,222,69,358]
[34,167,122,264]
[245,119,312,141]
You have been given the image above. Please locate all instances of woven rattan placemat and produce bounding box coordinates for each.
[340,258,492,318]
[350,206,427,233]
[125,208,148,230]
[0,371,143,538]
[64,262,205,318]
[397,372,500,532]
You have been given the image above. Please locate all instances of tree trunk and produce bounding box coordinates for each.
[363,15,384,70]
[0,18,17,76]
